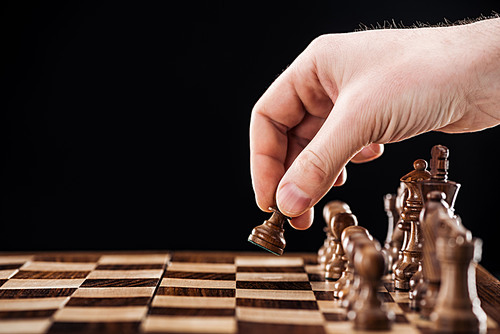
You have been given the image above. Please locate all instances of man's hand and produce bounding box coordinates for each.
[250,18,500,229]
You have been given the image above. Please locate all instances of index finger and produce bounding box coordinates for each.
[249,70,306,211]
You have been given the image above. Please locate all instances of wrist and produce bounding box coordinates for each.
[460,18,500,130]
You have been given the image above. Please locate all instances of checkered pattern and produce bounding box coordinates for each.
[0,253,170,334]
[0,252,498,334]
[142,253,499,334]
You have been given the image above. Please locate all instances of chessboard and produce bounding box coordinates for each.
[1,251,500,334]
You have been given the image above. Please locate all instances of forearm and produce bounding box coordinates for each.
[453,18,500,132]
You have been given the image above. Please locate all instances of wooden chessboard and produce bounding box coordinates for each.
[1,251,499,334]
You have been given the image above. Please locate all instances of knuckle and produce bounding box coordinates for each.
[297,149,331,186]
[309,34,334,49]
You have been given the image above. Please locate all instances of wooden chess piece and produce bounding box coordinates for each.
[334,226,370,298]
[382,193,399,273]
[248,206,290,256]
[318,201,351,266]
[349,243,394,330]
[419,191,471,316]
[431,235,487,333]
[393,159,431,290]
[420,145,461,209]
[325,212,358,280]
[391,183,408,273]
[343,236,381,311]
[339,228,376,309]
[411,145,461,307]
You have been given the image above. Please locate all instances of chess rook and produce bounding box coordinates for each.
[248,206,290,256]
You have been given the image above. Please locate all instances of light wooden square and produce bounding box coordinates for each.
[1,279,84,289]
[235,256,303,267]
[54,306,147,322]
[161,278,236,289]
[142,316,236,333]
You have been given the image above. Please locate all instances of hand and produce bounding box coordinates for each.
[250,18,500,229]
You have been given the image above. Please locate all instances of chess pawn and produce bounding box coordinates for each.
[318,201,351,266]
[409,265,425,309]
[325,212,358,280]
[342,237,380,310]
[334,226,370,298]
[431,236,487,334]
[394,159,431,290]
[339,227,375,308]
[349,245,394,331]
[248,206,290,256]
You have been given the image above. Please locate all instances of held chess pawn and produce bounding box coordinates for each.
[431,236,487,334]
[248,206,290,256]
[325,212,358,280]
[318,201,352,267]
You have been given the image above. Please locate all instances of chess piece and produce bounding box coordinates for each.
[248,206,290,256]
[420,145,461,209]
[349,242,394,330]
[318,201,351,266]
[391,183,408,273]
[334,226,371,298]
[340,228,376,309]
[382,193,399,273]
[418,191,471,316]
[325,212,358,280]
[411,146,461,308]
[393,159,431,290]
[343,236,381,311]
[431,235,487,333]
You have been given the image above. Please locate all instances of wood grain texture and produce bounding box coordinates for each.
[0,250,498,334]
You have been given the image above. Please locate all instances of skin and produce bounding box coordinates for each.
[250,18,500,230]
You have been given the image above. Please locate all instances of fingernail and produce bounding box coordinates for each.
[278,183,311,215]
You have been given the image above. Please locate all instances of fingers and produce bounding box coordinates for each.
[288,207,314,230]
[250,72,306,212]
[276,97,366,217]
[250,53,334,213]
[351,144,384,163]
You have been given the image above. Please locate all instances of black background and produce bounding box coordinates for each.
[1,1,499,277]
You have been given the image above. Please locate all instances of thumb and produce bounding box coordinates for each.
[276,101,365,217]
